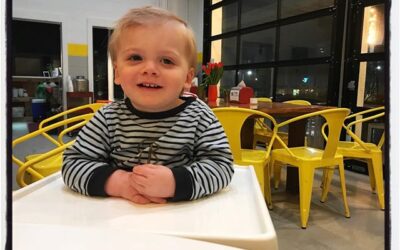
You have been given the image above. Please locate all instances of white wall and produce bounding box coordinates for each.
[12,0,204,106]
[12,0,204,71]
[13,0,160,43]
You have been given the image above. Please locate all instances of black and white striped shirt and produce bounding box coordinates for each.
[62,97,234,201]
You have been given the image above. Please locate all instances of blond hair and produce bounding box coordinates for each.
[108,6,197,69]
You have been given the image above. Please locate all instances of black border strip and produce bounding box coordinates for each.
[385,1,391,249]
[6,0,12,248]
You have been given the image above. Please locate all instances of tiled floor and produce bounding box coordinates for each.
[12,122,385,249]
[270,168,384,250]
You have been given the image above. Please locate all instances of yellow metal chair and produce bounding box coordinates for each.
[270,108,351,228]
[283,100,311,105]
[252,97,280,148]
[38,103,105,130]
[213,107,278,207]
[272,100,313,188]
[12,103,105,187]
[253,99,312,149]
[320,106,385,210]
[257,97,273,103]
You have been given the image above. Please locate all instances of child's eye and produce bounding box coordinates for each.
[129,54,142,61]
[161,58,174,65]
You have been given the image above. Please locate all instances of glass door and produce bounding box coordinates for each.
[92,27,124,101]
[341,0,387,110]
[341,0,387,175]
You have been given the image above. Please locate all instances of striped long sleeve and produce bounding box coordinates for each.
[62,97,234,201]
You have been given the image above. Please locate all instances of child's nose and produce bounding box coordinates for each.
[142,60,159,76]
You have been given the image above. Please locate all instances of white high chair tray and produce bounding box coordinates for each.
[13,166,278,250]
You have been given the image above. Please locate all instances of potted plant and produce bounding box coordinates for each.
[202,62,224,102]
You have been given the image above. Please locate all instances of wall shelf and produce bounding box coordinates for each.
[12,76,63,81]
[12,97,33,103]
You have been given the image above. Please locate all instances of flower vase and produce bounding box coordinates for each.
[208,85,218,102]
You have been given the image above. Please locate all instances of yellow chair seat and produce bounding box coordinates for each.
[240,149,268,163]
[272,147,341,163]
[337,141,380,152]
[24,153,63,183]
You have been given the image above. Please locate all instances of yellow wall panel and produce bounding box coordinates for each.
[68,44,88,57]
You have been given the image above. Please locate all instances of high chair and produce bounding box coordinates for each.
[270,108,350,228]
[320,106,385,210]
[213,107,278,207]
[12,103,105,187]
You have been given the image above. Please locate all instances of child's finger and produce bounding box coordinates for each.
[132,165,150,175]
[146,196,167,204]
[131,194,151,204]
[131,172,148,187]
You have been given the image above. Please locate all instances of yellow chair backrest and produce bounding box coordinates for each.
[34,103,104,146]
[12,103,106,187]
[12,113,95,187]
[212,107,278,161]
[283,100,311,105]
[39,103,104,130]
[257,97,272,103]
[274,108,350,159]
[321,106,384,152]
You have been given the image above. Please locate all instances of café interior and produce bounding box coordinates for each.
[10,0,391,249]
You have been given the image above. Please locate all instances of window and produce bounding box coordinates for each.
[276,64,329,103]
[240,0,277,28]
[205,0,339,103]
[240,29,275,64]
[280,0,333,18]
[279,16,332,60]
[12,20,61,76]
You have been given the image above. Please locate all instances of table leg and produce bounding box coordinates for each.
[286,120,307,194]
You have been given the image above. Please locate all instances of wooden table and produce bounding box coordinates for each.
[13,166,278,250]
[209,99,332,194]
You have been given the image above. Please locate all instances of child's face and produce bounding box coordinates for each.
[113,21,194,112]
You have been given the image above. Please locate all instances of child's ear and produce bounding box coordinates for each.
[113,63,121,85]
[184,68,195,90]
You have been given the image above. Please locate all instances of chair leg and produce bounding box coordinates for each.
[320,169,327,189]
[338,161,350,218]
[320,168,334,202]
[371,154,385,210]
[264,162,272,209]
[366,159,376,193]
[299,167,315,229]
[273,162,282,189]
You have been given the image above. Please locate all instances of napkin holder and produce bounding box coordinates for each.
[229,87,254,104]
[229,87,241,102]
[239,87,254,104]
